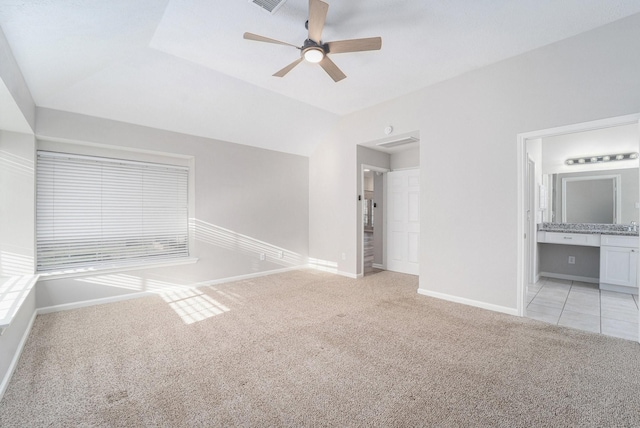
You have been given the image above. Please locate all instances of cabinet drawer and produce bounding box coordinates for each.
[539,232,600,247]
[600,235,639,248]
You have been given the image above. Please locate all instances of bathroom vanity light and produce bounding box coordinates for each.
[565,152,640,166]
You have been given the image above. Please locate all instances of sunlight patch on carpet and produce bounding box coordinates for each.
[160,288,230,324]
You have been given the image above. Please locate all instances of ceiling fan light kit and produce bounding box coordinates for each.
[303,47,324,63]
[243,0,382,82]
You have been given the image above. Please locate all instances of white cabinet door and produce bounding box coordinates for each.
[386,169,420,275]
[600,246,639,288]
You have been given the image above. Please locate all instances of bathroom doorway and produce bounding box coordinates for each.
[517,114,640,342]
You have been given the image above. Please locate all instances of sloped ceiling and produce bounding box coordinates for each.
[1,1,640,155]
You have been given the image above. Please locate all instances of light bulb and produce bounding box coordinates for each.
[303,48,324,63]
[616,154,624,160]
[566,160,574,165]
[630,153,639,159]
[603,156,610,161]
[590,157,598,163]
[578,159,585,164]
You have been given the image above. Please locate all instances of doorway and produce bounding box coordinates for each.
[362,166,387,275]
[517,114,640,342]
[357,133,420,278]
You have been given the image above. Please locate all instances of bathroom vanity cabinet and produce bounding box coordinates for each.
[599,235,639,293]
[537,230,639,294]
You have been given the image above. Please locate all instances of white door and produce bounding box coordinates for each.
[386,169,420,275]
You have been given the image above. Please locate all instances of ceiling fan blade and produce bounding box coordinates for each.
[319,56,346,82]
[273,57,304,77]
[308,0,329,43]
[327,37,382,54]
[243,32,299,49]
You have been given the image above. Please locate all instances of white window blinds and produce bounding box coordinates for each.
[36,151,189,273]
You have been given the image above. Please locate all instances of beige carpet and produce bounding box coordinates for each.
[1,269,639,427]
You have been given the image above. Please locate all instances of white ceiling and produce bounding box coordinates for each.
[1,1,640,155]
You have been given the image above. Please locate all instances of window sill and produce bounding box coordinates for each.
[36,257,199,282]
[1,274,40,334]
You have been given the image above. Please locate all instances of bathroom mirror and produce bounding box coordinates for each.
[547,168,639,224]
[562,175,620,223]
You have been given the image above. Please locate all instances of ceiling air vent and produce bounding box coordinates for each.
[376,136,419,149]
[249,0,288,14]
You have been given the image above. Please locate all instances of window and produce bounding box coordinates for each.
[36,151,189,273]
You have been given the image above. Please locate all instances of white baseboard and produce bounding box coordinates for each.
[417,288,518,316]
[37,291,154,315]
[372,263,384,270]
[538,272,599,284]
[599,283,638,295]
[306,263,359,279]
[198,266,303,287]
[37,266,306,315]
[337,271,358,279]
[0,310,37,402]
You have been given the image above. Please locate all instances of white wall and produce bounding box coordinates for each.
[35,108,309,308]
[0,130,35,400]
[0,27,34,132]
[390,146,420,170]
[542,123,639,174]
[309,14,640,312]
[0,30,36,397]
[0,131,35,276]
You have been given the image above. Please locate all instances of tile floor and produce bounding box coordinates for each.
[526,277,639,341]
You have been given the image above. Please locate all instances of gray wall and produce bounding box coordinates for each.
[538,244,600,281]
[35,108,309,307]
[309,14,640,312]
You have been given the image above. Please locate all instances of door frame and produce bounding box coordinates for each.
[516,113,640,321]
[526,155,536,285]
[360,164,389,276]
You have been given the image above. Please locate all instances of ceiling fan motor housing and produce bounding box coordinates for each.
[302,39,327,51]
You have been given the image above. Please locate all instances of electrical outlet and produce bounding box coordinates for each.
[568,256,575,264]
[260,253,266,261]
[278,251,284,259]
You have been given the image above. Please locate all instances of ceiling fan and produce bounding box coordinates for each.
[243,0,382,82]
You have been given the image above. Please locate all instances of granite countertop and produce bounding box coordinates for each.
[538,223,639,237]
